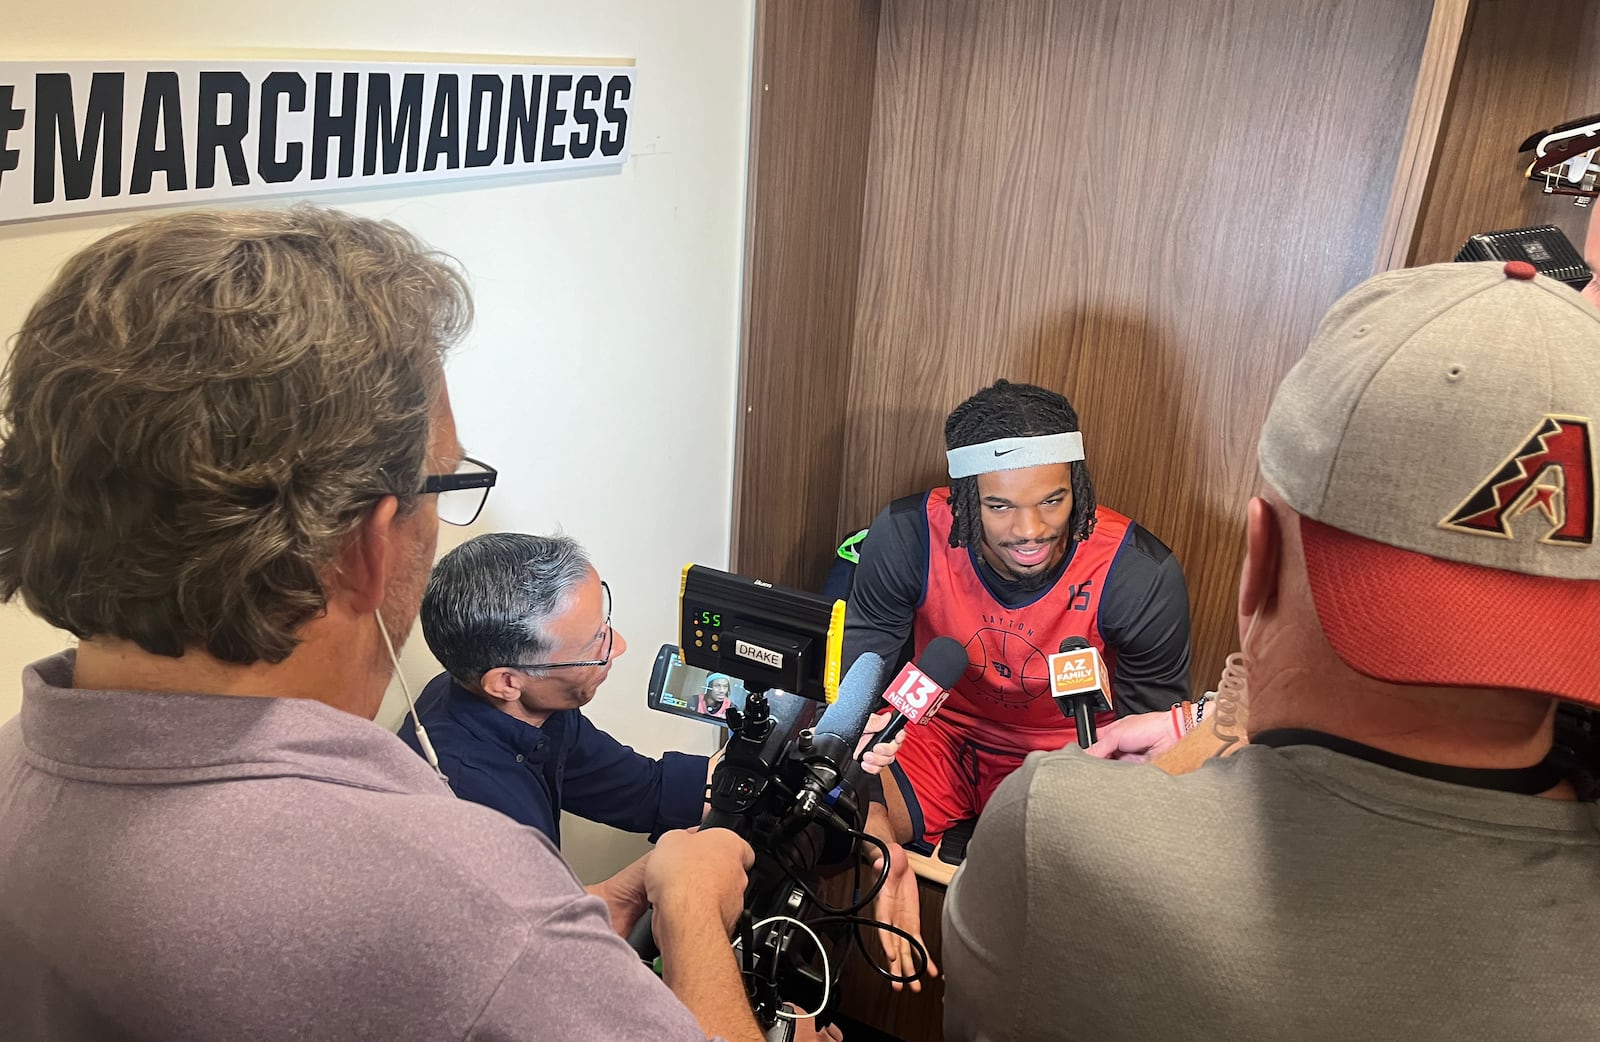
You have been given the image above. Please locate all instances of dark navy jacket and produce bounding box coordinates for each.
[399,673,707,846]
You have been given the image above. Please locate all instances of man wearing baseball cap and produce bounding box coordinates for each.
[941,260,1600,1041]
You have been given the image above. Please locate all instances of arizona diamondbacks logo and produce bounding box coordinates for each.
[1439,415,1595,545]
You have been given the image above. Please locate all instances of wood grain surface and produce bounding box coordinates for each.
[833,0,1432,690]
[730,0,882,585]
[1408,0,1600,265]
[1377,0,1473,271]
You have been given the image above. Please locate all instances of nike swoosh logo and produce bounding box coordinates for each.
[994,448,1020,456]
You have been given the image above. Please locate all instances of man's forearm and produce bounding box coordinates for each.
[656,904,764,1042]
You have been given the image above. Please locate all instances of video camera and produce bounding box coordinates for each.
[633,565,929,1036]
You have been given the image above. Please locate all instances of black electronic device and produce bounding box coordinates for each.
[647,642,747,727]
[647,643,822,737]
[678,564,844,704]
[630,569,930,1033]
[1455,225,1592,290]
[633,655,912,1028]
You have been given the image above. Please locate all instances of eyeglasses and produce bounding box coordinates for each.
[421,456,497,526]
[500,581,615,671]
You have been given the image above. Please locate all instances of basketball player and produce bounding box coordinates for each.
[695,674,734,718]
[844,380,1192,851]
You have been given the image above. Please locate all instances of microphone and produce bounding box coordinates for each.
[1050,637,1112,748]
[872,636,970,750]
[805,651,888,783]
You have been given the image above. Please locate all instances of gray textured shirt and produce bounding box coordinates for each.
[943,743,1600,1041]
[0,652,714,1042]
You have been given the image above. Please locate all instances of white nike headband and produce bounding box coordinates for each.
[946,432,1085,479]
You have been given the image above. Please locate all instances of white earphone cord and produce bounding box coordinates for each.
[374,608,446,782]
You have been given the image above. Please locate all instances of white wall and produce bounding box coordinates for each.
[0,1,753,884]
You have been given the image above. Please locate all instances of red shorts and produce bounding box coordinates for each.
[887,713,1069,850]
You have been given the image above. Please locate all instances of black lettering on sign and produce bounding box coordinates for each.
[464,74,502,169]
[364,73,424,175]
[568,74,601,160]
[0,86,24,188]
[196,72,251,189]
[312,71,359,180]
[503,73,543,165]
[130,72,187,195]
[541,74,572,162]
[33,71,124,204]
[600,74,630,157]
[258,71,306,183]
[424,74,460,171]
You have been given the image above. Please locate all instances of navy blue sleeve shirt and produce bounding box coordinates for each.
[398,673,708,847]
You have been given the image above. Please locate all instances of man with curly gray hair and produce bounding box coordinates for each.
[0,207,800,1042]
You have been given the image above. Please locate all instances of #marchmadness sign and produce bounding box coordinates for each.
[0,55,636,223]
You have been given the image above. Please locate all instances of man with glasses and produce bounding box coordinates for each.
[403,532,708,845]
[0,208,834,1042]
[407,532,903,847]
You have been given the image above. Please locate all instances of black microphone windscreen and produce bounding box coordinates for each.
[917,636,970,690]
[813,652,887,743]
[1059,636,1090,654]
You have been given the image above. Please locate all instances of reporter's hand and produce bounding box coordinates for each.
[855,711,904,775]
[646,827,755,938]
[1084,710,1180,764]
[586,851,650,937]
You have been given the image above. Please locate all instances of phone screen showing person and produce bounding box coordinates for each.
[646,643,748,727]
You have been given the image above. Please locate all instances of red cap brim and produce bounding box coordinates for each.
[1300,517,1600,707]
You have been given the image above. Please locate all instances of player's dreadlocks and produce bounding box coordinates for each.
[944,380,1097,550]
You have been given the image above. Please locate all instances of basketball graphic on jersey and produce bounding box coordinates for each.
[962,628,1052,705]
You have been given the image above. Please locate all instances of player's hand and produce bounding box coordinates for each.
[871,841,938,991]
[855,710,904,775]
[586,850,651,937]
[646,827,755,937]
[863,801,937,991]
[1084,710,1181,764]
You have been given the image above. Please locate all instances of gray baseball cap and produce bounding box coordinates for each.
[1259,260,1598,704]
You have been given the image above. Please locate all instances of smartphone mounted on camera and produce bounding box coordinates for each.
[646,643,748,727]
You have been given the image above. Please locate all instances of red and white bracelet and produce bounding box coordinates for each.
[1169,701,1193,742]
[1168,696,1212,741]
